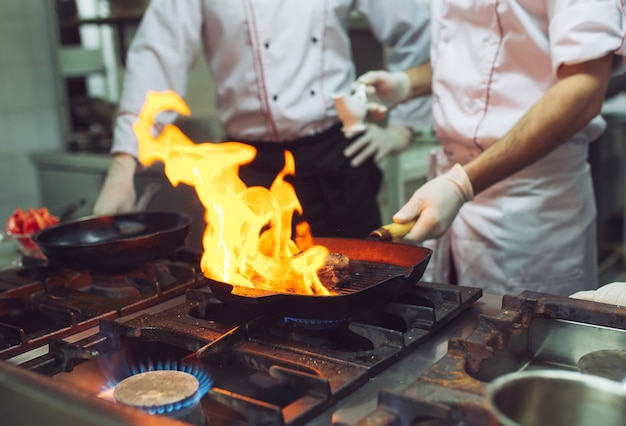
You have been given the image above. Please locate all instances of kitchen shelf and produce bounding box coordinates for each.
[60,13,143,66]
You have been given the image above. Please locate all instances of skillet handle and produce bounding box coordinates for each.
[51,198,86,221]
[369,220,416,241]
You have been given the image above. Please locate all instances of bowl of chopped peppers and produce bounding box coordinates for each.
[5,207,59,259]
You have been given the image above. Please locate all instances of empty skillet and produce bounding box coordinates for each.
[32,211,191,271]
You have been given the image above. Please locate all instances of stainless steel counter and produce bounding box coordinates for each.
[306,293,502,426]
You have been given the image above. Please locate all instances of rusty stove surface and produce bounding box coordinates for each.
[354,291,626,426]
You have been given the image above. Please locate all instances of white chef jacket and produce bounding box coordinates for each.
[426,0,626,296]
[111,0,431,157]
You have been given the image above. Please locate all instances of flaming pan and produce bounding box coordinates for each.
[206,237,432,320]
[33,212,191,271]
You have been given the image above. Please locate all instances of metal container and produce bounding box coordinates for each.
[487,370,626,426]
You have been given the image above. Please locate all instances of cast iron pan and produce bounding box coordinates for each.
[32,211,191,271]
[206,237,432,320]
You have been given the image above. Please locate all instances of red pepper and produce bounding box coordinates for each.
[5,206,59,235]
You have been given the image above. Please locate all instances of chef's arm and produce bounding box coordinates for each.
[394,53,614,243]
[109,1,202,159]
[95,1,203,215]
[344,61,432,166]
[358,61,432,115]
[93,153,137,215]
[404,60,433,100]
[464,53,613,195]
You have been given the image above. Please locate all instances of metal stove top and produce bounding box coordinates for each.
[353,291,626,426]
[0,254,204,360]
[0,252,482,426]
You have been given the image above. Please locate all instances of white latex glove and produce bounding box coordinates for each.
[93,154,137,215]
[356,70,411,120]
[343,125,412,167]
[570,282,626,306]
[393,164,474,244]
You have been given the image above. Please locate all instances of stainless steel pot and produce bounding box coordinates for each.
[487,370,626,426]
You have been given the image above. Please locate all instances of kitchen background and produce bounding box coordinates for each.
[1,0,625,284]
[0,1,65,216]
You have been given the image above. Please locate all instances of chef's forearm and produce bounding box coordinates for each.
[404,61,433,100]
[463,53,613,195]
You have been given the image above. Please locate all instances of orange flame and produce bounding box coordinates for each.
[133,91,332,295]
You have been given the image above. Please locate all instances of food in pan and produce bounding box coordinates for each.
[317,252,350,290]
[294,220,314,251]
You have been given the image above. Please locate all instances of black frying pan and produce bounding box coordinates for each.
[32,212,191,271]
[206,237,432,320]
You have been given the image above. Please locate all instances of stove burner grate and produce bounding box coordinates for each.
[10,281,482,426]
[0,259,205,360]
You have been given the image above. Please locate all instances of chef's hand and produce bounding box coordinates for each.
[570,282,626,306]
[356,70,411,121]
[343,125,412,167]
[93,153,137,215]
[393,164,474,244]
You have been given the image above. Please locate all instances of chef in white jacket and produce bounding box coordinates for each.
[93,0,431,239]
[358,0,626,296]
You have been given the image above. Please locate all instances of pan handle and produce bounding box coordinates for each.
[369,220,416,241]
[50,198,86,221]
[134,183,161,211]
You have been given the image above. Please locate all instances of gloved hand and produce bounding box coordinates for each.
[570,282,626,306]
[343,125,412,167]
[393,164,474,244]
[356,70,411,120]
[93,153,137,215]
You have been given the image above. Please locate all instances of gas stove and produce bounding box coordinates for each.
[0,250,482,425]
[353,290,626,425]
[0,251,204,360]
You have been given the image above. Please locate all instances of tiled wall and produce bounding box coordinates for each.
[0,1,66,221]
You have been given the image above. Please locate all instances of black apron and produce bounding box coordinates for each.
[236,123,383,238]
